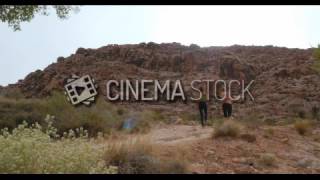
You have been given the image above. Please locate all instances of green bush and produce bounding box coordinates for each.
[0,92,123,136]
[42,92,122,135]
[0,119,117,174]
[0,87,24,99]
[0,91,167,136]
[0,96,45,130]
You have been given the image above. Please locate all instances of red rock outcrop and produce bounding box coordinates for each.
[4,42,320,119]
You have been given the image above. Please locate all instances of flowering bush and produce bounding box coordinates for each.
[0,115,117,174]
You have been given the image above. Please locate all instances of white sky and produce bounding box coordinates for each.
[0,5,320,86]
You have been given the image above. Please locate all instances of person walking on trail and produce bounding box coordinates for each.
[221,89,233,118]
[198,87,208,127]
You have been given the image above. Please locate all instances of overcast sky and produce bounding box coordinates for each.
[1,5,320,86]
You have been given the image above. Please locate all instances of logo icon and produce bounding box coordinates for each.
[64,74,98,106]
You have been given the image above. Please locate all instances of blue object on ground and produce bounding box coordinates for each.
[122,118,136,130]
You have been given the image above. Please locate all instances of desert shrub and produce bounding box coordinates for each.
[0,87,24,100]
[258,153,276,167]
[312,44,320,73]
[0,97,45,130]
[43,92,104,134]
[130,119,151,134]
[263,128,275,138]
[294,119,312,135]
[163,160,188,174]
[104,139,155,174]
[213,120,242,138]
[210,118,224,126]
[104,139,188,174]
[0,92,123,136]
[0,91,169,136]
[0,119,117,174]
[117,108,125,115]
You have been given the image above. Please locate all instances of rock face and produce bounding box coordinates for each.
[5,42,320,118]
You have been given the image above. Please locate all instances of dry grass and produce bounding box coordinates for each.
[258,153,276,167]
[119,110,166,134]
[294,119,312,135]
[213,120,242,138]
[263,128,275,139]
[104,138,188,174]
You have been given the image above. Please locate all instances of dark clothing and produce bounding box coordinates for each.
[199,102,208,126]
[223,103,232,118]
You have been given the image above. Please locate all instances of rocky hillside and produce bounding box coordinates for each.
[4,42,320,120]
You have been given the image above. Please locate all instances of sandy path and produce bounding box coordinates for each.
[149,125,212,145]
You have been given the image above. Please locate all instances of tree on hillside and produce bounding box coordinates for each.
[0,5,79,31]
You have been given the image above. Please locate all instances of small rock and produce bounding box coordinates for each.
[280,137,289,144]
[232,157,247,164]
[57,56,65,63]
[296,158,313,168]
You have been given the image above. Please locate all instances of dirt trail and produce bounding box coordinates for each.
[103,123,320,173]
[145,124,320,173]
[149,125,212,145]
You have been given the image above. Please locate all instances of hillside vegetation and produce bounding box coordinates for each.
[0,91,165,136]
